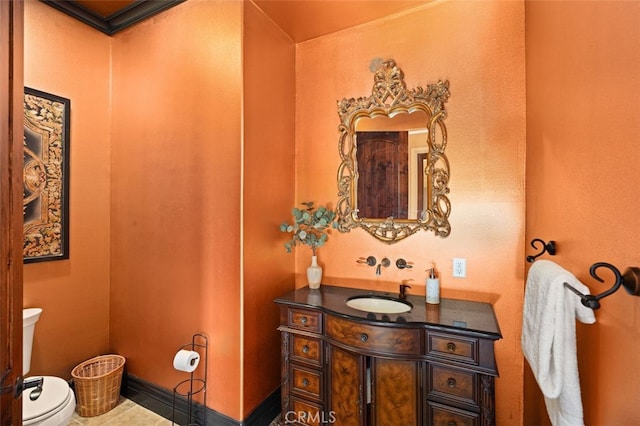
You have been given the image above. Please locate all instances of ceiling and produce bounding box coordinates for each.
[252,1,432,42]
[41,0,432,40]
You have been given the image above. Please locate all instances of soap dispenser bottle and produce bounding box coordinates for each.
[426,263,440,305]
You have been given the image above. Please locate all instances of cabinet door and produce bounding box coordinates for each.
[372,358,420,426]
[328,345,365,426]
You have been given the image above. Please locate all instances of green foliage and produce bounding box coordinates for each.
[279,201,337,255]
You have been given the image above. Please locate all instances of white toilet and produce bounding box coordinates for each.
[22,308,76,426]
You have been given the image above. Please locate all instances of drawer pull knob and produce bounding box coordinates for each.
[360,333,369,342]
[300,316,308,325]
[302,378,309,387]
[302,345,310,354]
[448,422,457,426]
[447,378,457,388]
[447,342,456,352]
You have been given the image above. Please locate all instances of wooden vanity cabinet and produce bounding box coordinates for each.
[326,345,421,426]
[276,288,501,426]
[325,315,422,425]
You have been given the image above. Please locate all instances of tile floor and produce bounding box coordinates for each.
[68,398,171,425]
[68,397,281,425]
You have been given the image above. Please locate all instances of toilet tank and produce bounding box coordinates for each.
[23,308,42,376]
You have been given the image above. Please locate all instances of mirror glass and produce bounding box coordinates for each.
[355,111,429,220]
[336,59,451,243]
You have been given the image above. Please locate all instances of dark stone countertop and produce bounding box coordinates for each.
[275,285,502,339]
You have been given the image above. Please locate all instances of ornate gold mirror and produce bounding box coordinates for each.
[336,59,451,243]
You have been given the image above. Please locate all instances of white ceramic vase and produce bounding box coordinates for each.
[307,255,323,289]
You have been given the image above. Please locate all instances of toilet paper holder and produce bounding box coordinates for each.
[172,333,208,426]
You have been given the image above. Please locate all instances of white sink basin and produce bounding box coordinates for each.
[346,296,412,314]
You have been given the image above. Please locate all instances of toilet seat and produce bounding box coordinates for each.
[23,376,76,426]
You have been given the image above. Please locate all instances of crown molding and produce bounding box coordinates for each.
[40,0,186,35]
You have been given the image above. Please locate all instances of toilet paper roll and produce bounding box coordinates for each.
[173,349,200,373]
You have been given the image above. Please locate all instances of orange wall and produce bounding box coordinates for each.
[525,1,640,424]
[242,2,296,417]
[23,0,111,379]
[109,0,244,420]
[23,0,294,420]
[295,1,526,424]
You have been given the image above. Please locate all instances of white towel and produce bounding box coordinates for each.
[522,259,596,426]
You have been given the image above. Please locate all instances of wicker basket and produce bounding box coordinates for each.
[71,354,126,417]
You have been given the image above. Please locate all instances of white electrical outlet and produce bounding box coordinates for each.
[453,258,466,278]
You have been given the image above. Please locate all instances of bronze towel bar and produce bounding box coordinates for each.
[527,239,640,310]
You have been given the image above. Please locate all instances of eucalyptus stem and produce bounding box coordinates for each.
[280,201,336,255]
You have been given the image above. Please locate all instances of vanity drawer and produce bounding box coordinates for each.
[290,364,323,401]
[326,316,421,355]
[426,332,478,365]
[426,401,480,426]
[428,363,477,407]
[288,396,324,426]
[288,308,322,333]
[291,335,323,366]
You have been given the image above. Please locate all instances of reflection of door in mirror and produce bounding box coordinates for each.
[356,131,408,219]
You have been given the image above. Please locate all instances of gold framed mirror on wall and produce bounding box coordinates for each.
[336,59,451,243]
